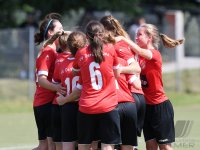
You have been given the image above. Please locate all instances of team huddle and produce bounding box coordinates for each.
[33,13,184,150]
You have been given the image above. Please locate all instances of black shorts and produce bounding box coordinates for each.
[117,102,138,146]
[132,93,146,137]
[61,102,78,142]
[51,104,62,142]
[77,108,121,145]
[143,100,175,144]
[33,102,52,140]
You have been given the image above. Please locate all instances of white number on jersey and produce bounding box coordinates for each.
[65,76,79,96]
[89,62,103,90]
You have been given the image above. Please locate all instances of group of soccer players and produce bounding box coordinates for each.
[33,13,184,150]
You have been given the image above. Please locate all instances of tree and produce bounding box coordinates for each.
[0,0,199,28]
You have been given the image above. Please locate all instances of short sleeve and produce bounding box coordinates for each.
[38,50,56,76]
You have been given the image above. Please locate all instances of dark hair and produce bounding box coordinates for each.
[86,21,106,64]
[34,19,60,45]
[67,31,87,56]
[44,12,62,21]
[34,12,63,45]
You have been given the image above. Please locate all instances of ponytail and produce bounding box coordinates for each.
[160,33,184,48]
[86,21,105,64]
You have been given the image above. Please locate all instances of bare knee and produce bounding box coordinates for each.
[38,139,48,150]
[146,139,158,150]
[159,143,173,150]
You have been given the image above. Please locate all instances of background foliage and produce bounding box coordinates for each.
[0,0,199,28]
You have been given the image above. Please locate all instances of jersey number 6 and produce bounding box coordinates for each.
[89,62,103,90]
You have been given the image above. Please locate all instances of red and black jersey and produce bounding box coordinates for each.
[140,49,168,105]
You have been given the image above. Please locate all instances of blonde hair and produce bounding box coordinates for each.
[140,24,184,49]
[160,33,184,48]
[100,15,130,39]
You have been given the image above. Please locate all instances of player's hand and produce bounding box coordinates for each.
[55,84,66,95]
[64,30,72,35]
[56,93,66,105]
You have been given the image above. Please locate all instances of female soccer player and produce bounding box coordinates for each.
[115,57,139,150]
[116,23,184,150]
[100,15,146,138]
[58,21,121,150]
[53,31,87,150]
[33,14,65,150]
[45,31,71,150]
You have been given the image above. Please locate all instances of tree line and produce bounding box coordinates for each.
[0,0,199,28]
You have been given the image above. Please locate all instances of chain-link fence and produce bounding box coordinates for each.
[0,27,38,100]
[0,27,38,79]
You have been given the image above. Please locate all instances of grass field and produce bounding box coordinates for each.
[0,101,199,150]
[0,69,199,150]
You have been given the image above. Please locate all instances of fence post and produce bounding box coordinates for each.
[28,27,35,99]
[175,11,184,91]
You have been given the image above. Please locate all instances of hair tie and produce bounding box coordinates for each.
[43,19,53,40]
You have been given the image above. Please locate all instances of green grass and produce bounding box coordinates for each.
[0,79,29,101]
[0,105,199,150]
[167,91,200,106]
[0,78,34,113]
[0,112,38,148]
[0,100,33,113]
[163,69,200,93]
[0,69,199,150]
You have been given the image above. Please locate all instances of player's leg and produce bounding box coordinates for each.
[99,108,121,150]
[132,93,146,137]
[33,102,52,150]
[156,100,175,150]
[77,111,96,150]
[61,103,79,150]
[51,104,62,150]
[118,102,138,150]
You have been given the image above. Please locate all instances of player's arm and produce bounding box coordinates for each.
[56,87,81,105]
[38,75,66,93]
[120,61,141,74]
[128,74,142,90]
[115,36,152,60]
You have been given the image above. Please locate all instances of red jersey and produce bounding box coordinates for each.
[73,44,119,114]
[140,49,168,105]
[114,40,143,94]
[52,52,72,104]
[114,40,136,65]
[116,57,135,103]
[34,46,57,106]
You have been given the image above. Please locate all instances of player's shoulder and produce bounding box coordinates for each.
[103,43,115,52]
[76,45,88,55]
[150,49,162,60]
[42,46,57,56]
[115,40,128,46]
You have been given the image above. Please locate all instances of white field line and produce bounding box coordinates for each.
[0,144,36,150]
